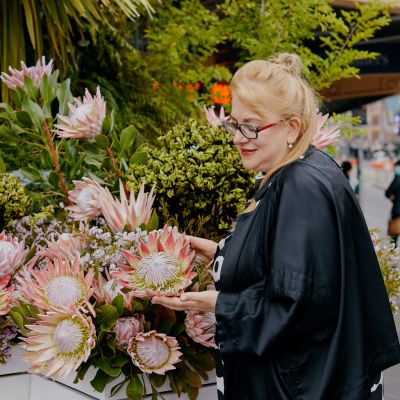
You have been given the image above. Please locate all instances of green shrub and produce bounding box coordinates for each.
[127,119,255,240]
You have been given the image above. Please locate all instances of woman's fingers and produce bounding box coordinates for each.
[152,291,219,313]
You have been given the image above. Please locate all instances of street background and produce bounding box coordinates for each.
[357,159,400,400]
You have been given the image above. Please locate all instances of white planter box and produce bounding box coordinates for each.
[0,346,216,400]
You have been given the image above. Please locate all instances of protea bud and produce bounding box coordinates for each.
[185,311,217,348]
[114,315,145,350]
[0,231,28,278]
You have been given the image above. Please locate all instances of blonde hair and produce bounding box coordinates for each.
[230,53,320,186]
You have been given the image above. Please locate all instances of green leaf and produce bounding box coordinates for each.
[21,95,44,128]
[96,356,121,377]
[23,76,39,101]
[182,366,202,388]
[39,73,57,103]
[111,353,129,368]
[0,125,19,145]
[90,369,110,393]
[119,125,136,155]
[0,155,6,173]
[146,209,159,231]
[57,79,73,115]
[112,294,125,316]
[48,171,59,188]
[75,359,93,382]
[126,375,143,400]
[129,152,148,166]
[102,115,112,134]
[95,133,110,149]
[16,111,33,128]
[96,304,118,329]
[11,90,21,108]
[9,310,27,336]
[149,374,166,389]
[82,142,101,156]
[186,385,199,400]
[19,166,44,182]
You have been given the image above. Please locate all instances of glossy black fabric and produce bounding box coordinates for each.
[215,148,400,400]
[385,175,400,218]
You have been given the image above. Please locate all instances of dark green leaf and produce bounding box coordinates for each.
[119,125,136,155]
[0,125,19,145]
[182,366,202,388]
[112,294,125,316]
[95,133,110,149]
[126,375,143,400]
[96,304,118,329]
[187,385,199,400]
[11,90,21,108]
[96,356,121,377]
[90,368,110,393]
[19,166,44,182]
[112,353,129,368]
[16,111,33,128]
[21,95,44,128]
[75,359,93,382]
[23,76,38,101]
[129,152,148,166]
[102,115,112,134]
[0,155,6,173]
[149,373,166,389]
[39,73,57,103]
[48,171,59,188]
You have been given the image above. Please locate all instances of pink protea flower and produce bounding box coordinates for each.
[16,257,95,315]
[312,112,341,149]
[204,105,227,128]
[0,57,53,90]
[21,308,96,379]
[99,180,155,233]
[55,86,106,139]
[93,275,135,311]
[0,231,28,278]
[114,315,145,350]
[0,275,13,316]
[127,330,182,374]
[66,178,105,220]
[37,233,85,261]
[111,226,196,297]
[185,311,217,348]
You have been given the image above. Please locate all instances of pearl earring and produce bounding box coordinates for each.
[288,143,293,149]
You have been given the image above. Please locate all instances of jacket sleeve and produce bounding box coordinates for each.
[385,179,396,199]
[216,166,341,358]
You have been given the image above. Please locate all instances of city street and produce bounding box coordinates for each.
[358,160,400,399]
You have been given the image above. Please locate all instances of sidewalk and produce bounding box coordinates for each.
[358,163,400,400]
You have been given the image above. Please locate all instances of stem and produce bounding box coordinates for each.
[106,147,123,177]
[43,121,69,203]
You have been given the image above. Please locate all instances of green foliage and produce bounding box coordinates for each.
[127,119,255,239]
[217,0,390,90]
[0,173,31,229]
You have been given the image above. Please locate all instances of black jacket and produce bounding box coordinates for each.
[385,175,400,219]
[215,148,400,399]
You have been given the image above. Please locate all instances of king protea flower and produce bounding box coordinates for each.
[204,105,227,128]
[312,112,341,149]
[66,178,105,220]
[0,231,28,278]
[37,233,85,261]
[127,330,182,374]
[16,257,95,315]
[111,226,196,297]
[114,315,145,350]
[99,181,155,233]
[0,57,53,90]
[21,308,96,379]
[55,86,106,139]
[185,311,217,349]
[0,275,13,316]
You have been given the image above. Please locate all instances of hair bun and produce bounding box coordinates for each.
[269,53,303,76]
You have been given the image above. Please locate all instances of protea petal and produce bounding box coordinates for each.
[21,308,96,379]
[185,311,217,349]
[312,112,341,149]
[98,181,155,233]
[0,275,13,316]
[127,330,182,374]
[0,231,28,278]
[111,226,196,297]
[55,86,106,140]
[36,233,85,261]
[16,257,94,314]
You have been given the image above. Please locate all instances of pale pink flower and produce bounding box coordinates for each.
[185,311,217,348]
[0,57,53,90]
[0,275,13,316]
[111,226,196,297]
[92,275,135,311]
[16,256,95,315]
[37,233,85,261]
[55,87,106,139]
[127,330,182,374]
[21,308,96,379]
[312,112,341,149]
[204,105,227,128]
[66,178,105,220]
[114,315,145,350]
[99,181,155,233]
[0,231,28,278]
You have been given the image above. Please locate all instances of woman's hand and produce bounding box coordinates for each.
[151,291,219,313]
[187,235,218,264]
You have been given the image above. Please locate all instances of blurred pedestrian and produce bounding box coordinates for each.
[385,160,400,245]
[341,160,352,180]
[341,159,360,197]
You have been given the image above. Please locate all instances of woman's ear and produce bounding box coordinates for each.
[287,116,301,143]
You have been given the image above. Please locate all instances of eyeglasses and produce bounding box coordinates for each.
[221,118,277,139]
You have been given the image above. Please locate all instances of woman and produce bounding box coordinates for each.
[152,53,400,399]
[385,159,400,245]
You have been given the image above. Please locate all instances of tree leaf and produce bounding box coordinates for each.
[126,375,143,400]
[119,125,136,155]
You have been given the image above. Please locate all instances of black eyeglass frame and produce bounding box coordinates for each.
[221,117,278,139]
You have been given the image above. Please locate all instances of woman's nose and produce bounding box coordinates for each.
[232,130,249,145]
